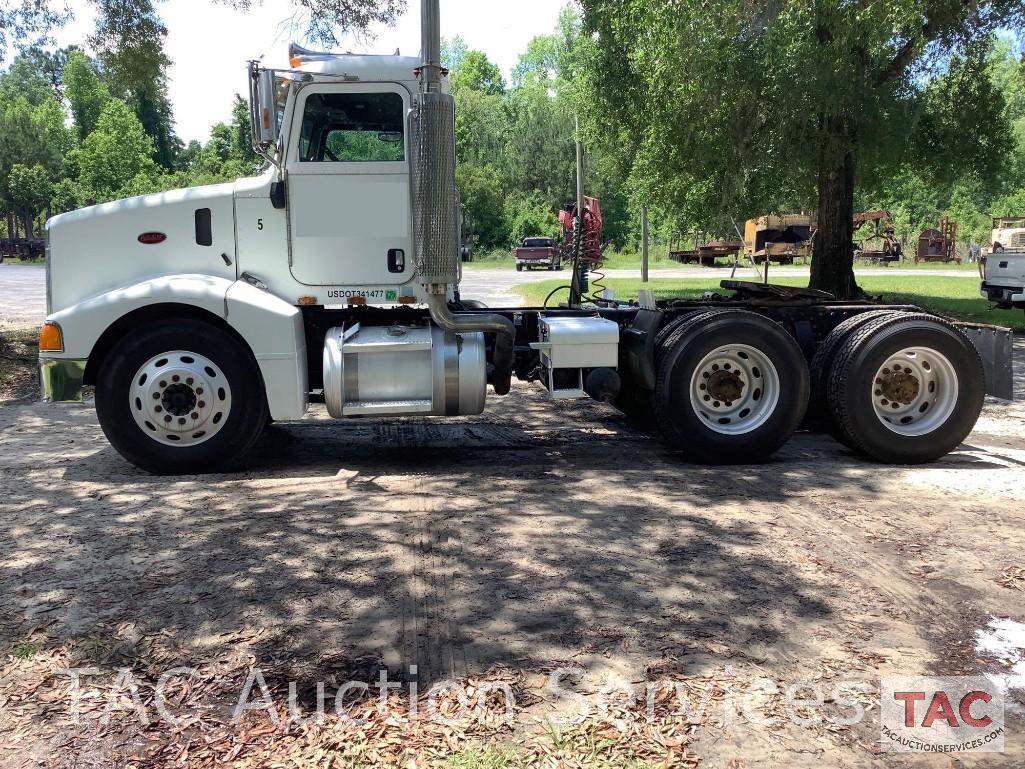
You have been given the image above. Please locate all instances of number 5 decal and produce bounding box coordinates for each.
[257,218,264,231]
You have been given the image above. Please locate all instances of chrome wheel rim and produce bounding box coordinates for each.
[872,346,958,437]
[689,344,780,435]
[129,351,232,447]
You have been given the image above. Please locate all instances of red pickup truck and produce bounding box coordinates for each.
[514,237,562,272]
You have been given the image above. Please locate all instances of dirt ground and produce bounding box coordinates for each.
[1,355,1024,767]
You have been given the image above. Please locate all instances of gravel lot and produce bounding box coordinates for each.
[1,379,1024,766]
[1,261,1023,766]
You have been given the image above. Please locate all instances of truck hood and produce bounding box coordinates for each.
[47,183,239,314]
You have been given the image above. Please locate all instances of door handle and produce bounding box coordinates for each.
[388,249,405,274]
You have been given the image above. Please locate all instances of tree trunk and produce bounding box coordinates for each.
[810,114,860,299]
[23,212,34,239]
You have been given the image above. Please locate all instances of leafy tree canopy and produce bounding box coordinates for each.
[578,0,1025,296]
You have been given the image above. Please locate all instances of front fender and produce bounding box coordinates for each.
[43,274,308,420]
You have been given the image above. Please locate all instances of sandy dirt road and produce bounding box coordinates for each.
[1,376,1023,766]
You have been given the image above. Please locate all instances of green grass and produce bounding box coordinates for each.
[464,249,682,271]
[514,274,1025,332]
[0,255,45,265]
[464,253,516,270]
[12,641,38,660]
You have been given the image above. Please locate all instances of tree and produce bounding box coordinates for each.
[506,190,560,244]
[63,50,110,140]
[441,36,468,71]
[90,0,181,168]
[7,163,51,236]
[220,0,406,48]
[0,2,68,64]
[74,99,158,203]
[579,0,1025,298]
[2,0,405,66]
[456,163,508,251]
[0,51,54,105]
[451,50,505,96]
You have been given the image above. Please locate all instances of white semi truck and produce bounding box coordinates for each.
[37,1,1011,474]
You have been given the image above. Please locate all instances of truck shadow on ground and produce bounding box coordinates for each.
[0,395,885,696]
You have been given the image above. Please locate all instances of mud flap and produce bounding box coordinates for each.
[620,308,663,391]
[956,323,1014,400]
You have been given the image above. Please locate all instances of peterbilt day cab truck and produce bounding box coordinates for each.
[37,1,1010,474]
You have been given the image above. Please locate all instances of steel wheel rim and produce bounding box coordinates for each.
[872,346,958,437]
[689,344,780,435]
[129,350,232,447]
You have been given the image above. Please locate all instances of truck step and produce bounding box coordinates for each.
[342,399,434,417]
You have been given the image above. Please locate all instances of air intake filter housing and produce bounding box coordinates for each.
[410,91,459,286]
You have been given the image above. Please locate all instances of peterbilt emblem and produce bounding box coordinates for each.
[138,232,167,245]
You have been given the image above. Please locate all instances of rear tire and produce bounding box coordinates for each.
[654,310,809,463]
[825,314,984,464]
[808,309,904,435]
[95,319,269,475]
[614,311,706,425]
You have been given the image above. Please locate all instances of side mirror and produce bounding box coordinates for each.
[249,63,279,148]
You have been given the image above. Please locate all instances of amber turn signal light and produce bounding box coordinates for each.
[38,322,64,353]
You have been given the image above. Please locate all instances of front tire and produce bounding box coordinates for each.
[95,319,269,475]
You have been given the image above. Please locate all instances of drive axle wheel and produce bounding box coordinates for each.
[654,310,809,463]
[870,347,959,436]
[96,319,269,475]
[807,309,904,435]
[689,343,779,435]
[825,314,984,463]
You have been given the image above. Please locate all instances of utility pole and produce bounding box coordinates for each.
[641,206,649,283]
[570,114,588,305]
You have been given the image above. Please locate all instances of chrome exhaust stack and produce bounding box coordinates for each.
[413,0,515,394]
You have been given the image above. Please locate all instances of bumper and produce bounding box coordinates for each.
[39,358,87,402]
[980,282,1025,306]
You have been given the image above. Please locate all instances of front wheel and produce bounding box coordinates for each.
[95,319,269,474]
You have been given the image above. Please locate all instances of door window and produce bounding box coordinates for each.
[297,91,405,163]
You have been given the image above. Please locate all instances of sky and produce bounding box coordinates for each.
[44,0,566,143]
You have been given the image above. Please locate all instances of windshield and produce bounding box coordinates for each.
[523,238,553,248]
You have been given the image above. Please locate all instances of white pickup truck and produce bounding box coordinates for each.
[982,216,1025,311]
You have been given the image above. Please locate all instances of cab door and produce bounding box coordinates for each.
[285,83,413,286]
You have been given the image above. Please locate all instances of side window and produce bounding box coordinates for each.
[298,91,405,163]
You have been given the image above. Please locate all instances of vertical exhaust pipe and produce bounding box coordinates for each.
[414,0,515,394]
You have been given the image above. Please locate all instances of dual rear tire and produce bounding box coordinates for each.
[816,313,984,463]
[642,309,984,464]
[652,310,810,463]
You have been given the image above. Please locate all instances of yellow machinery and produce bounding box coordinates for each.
[743,214,816,264]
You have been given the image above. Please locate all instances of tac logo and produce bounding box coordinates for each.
[881,676,1005,753]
